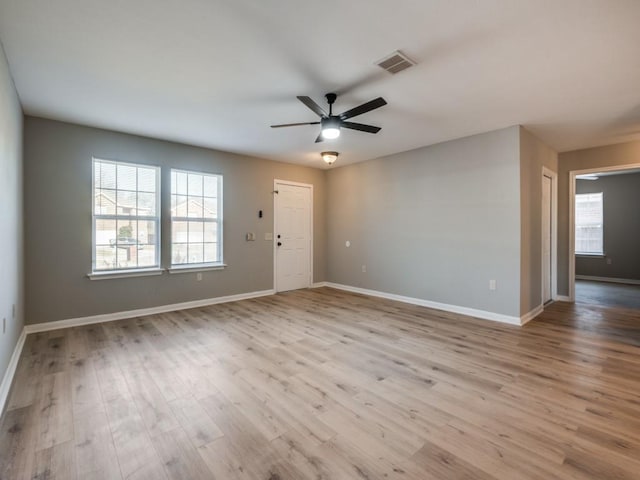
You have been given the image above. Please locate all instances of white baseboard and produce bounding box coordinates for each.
[311,282,328,288]
[556,295,572,302]
[521,304,544,325]
[576,275,640,286]
[324,282,527,326]
[0,329,26,416]
[24,289,275,334]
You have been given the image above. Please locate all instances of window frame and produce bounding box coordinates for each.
[169,168,224,269]
[575,191,604,256]
[91,157,161,274]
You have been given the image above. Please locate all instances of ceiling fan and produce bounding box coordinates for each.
[271,93,387,143]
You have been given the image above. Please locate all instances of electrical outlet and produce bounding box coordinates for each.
[361,265,367,273]
[196,273,202,281]
[489,279,497,291]
[606,258,612,265]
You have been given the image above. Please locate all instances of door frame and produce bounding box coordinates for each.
[568,162,640,301]
[541,167,558,304]
[273,179,314,292]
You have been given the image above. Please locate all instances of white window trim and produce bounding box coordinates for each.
[88,268,164,280]
[91,157,161,274]
[170,168,223,268]
[167,263,227,274]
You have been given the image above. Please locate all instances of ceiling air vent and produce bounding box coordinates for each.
[376,50,415,74]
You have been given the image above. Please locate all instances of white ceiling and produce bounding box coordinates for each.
[1,0,640,168]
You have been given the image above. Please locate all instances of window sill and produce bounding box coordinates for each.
[576,253,605,258]
[167,263,227,274]
[88,268,164,280]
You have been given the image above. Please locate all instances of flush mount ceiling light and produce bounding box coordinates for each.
[321,151,339,165]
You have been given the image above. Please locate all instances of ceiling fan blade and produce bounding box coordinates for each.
[342,121,381,134]
[314,132,325,143]
[297,96,327,117]
[271,121,320,128]
[340,97,387,120]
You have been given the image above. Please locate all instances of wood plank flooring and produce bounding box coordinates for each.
[2,287,640,479]
[576,279,640,310]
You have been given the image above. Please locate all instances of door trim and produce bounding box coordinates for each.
[541,167,557,305]
[273,179,314,292]
[568,162,640,302]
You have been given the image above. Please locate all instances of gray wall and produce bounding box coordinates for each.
[24,117,327,325]
[326,126,522,318]
[0,42,23,387]
[576,173,640,281]
[519,127,558,315]
[558,141,640,295]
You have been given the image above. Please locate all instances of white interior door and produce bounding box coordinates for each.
[275,181,312,292]
[542,174,552,303]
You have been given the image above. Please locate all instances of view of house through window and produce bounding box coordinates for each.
[171,169,222,266]
[93,158,160,271]
[575,192,603,255]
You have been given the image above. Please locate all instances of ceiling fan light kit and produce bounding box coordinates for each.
[321,117,341,139]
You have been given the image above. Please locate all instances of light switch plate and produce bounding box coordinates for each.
[265,232,273,241]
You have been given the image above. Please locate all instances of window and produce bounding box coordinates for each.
[575,192,603,255]
[93,158,160,272]
[171,169,222,266]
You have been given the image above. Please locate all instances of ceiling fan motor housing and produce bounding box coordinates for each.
[321,117,341,129]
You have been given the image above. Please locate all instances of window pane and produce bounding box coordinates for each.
[174,195,188,217]
[95,246,116,270]
[173,221,188,243]
[203,176,217,197]
[204,243,218,263]
[188,243,204,263]
[116,219,136,244]
[172,243,188,264]
[116,190,137,216]
[204,222,217,243]
[95,219,116,245]
[188,221,204,243]
[141,220,157,246]
[188,174,203,196]
[117,164,137,191]
[99,162,116,189]
[187,197,203,218]
[176,171,188,195]
[138,192,156,216]
[138,245,156,268]
[203,198,217,218]
[138,167,156,192]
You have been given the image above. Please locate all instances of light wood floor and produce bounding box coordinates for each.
[2,287,640,479]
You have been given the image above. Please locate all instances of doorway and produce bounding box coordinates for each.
[568,163,640,302]
[542,167,557,305]
[274,180,313,292]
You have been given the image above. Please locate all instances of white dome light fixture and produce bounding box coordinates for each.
[321,151,339,165]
